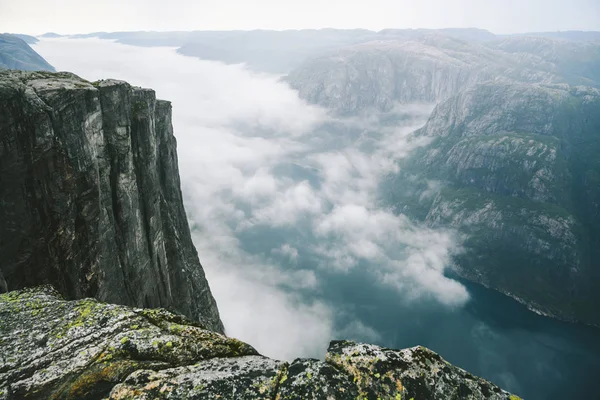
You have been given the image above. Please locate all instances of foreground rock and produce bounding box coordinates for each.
[0,71,223,333]
[0,286,517,399]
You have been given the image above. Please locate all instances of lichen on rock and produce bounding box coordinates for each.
[0,286,517,400]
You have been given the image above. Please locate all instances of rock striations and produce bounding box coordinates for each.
[0,71,223,333]
[385,81,600,325]
[0,286,517,399]
[286,32,600,326]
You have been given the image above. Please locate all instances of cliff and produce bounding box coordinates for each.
[285,34,600,115]
[284,35,563,114]
[384,81,600,324]
[0,34,54,71]
[0,71,223,333]
[0,286,518,399]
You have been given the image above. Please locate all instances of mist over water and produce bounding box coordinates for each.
[34,38,600,400]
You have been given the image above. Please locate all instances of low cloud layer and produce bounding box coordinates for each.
[34,37,467,359]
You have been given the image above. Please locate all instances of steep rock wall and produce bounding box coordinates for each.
[0,71,223,333]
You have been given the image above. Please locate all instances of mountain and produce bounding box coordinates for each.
[379,27,498,42]
[40,32,63,38]
[284,32,600,325]
[510,31,600,42]
[0,285,517,399]
[4,33,38,44]
[0,34,54,71]
[284,35,562,114]
[384,81,600,324]
[70,29,379,73]
[0,70,223,333]
[486,36,600,87]
[43,28,598,75]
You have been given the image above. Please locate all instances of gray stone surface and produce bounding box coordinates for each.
[285,35,562,114]
[0,70,223,333]
[0,287,517,400]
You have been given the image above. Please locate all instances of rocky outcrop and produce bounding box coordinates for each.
[385,82,600,324]
[0,34,54,71]
[0,71,223,333]
[0,286,518,399]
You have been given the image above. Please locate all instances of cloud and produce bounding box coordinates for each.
[272,244,300,264]
[33,37,468,360]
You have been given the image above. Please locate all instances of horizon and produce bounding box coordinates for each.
[1,0,598,36]
[7,27,600,38]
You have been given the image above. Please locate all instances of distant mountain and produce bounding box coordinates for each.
[510,30,600,42]
[66,29,379,73]
[45,28,600,74]
[5,33,38,44]
[284,34,564,114]
[40,32,63,38]
[379,27,497,42]
[281,29,600,325]
[384,82,600,325]
[0,34,54,71]
[486,36,600,86]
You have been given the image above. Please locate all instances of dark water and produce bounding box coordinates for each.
[321,267,600,400]
[238,217,600,400]
[233,121,600,399]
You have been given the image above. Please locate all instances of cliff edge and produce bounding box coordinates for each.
[0,286,517,399]
[0,71,223,333]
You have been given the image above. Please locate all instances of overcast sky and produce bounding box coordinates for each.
[2,0,599,35]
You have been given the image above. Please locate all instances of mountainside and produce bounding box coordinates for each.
[284,35,562,114]
[0,286,517,400]
[33,28,600,75]
[0,34,54,71]
[486,37,600,87]
[0,71,223,333]
[384,81,600,324]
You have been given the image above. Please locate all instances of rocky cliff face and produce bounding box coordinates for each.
[485,37,600,87]
[0,286,517,399]
[384,82,600,324]
[0,71,223,333]
[286,31,600,325]
[284,35,563,114]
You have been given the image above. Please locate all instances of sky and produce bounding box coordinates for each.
[2,0,599,35]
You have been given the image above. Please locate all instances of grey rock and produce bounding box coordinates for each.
[0,70,223,333]
[0,287,518,400]
[386,82,600,324]
[285,35,562,114]
[486,36,600,87]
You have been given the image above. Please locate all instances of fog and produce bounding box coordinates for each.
[32,38,600,400]
[33,38,466,359]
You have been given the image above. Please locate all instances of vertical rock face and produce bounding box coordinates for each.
[0,70,223,333]
[384,82,600,324]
